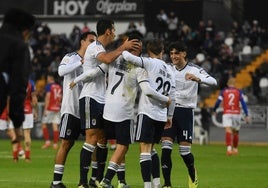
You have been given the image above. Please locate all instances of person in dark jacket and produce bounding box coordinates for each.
[0,8,35,135]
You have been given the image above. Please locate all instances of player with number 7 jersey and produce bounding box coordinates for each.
[103,49,171,123]
[99,34,171,188]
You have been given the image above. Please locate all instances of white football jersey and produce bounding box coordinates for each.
[58,52,83,118]
[79,41,107,103]
[103,56,148,122]
[138,57,175,121]
[174,62,217,108]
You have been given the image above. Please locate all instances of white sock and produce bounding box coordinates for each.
[144,181,151,188]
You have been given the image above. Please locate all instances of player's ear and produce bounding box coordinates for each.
[105,29,110,35]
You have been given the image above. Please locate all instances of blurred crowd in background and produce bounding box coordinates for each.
[29,10,268,105]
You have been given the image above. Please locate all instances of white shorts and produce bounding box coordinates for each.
[7,114,34,130]
[1,120,15,130]
[42,110,61,124]
[22,114,34,129]
[0,119,8,130]
[222,114,241,130]
[8,121,14,129]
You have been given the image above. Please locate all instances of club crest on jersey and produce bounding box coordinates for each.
[92,119,97,126]
[63,57,70,63]
[67,129,72,136]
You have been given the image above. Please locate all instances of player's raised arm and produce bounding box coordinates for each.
[122,50,145,68]
[98,39,141,64]
[69,64,108,89]
[187,68,217,86]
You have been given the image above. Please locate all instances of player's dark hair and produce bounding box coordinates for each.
[127,31,143,42]
[147,39,164,55]
[126,32,143,55]
[97,19,114,36]
[168,41,188,53]
[80,31,97,42]
[46,72,61,84]
[78,31,97,49]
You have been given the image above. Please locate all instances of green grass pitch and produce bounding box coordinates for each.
[0,139,267,188]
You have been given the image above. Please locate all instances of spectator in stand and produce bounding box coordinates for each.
[70,25,82,49]
[200,102,211,135]
[167,11,178,41]
[48,55,62,74]
[136,20,147,37]
[42,23,51,36]
[156,9,168,39]
[197,20,206,40]
[205,19,215,39]
[231,21,243,40]
[249,20,262,47]
[220,69,235,89]
[202,32,214,56]
[82,22,91,33]
[250,69,262,102]
[180,21,192,42]
[126,22,137,33]
[210,57,223,83]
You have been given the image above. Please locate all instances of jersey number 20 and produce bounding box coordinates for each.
[156,77,171,96]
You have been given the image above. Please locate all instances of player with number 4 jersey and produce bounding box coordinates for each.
[161,41,217,188]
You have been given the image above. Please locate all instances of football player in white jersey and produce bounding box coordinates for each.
[98,34,171,188]
[160,41,217,188]
[122,39,176,188]
[50,31,97,188]
[76,19,140,188]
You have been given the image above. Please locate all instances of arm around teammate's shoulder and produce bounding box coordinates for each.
[70,64,108,89]
[98,39,140,64]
